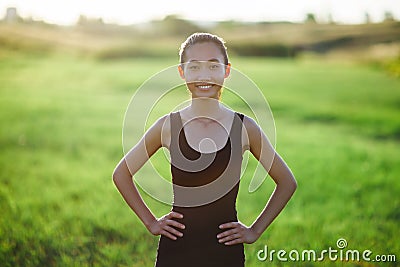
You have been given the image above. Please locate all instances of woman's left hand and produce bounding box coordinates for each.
[217,221,260,245]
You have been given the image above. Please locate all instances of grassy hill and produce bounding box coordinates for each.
[1,19,399,60]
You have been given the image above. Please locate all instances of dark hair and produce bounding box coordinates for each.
[179,33,229,65]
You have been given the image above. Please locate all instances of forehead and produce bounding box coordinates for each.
[184,42,224,62]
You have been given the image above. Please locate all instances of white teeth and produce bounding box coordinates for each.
[198,85,212,89]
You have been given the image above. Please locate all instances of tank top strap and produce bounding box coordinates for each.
[169,111,181,151]
[236,112,244,122]
[230,112,244,153]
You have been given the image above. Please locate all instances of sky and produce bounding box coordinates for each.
[0,0,399,25]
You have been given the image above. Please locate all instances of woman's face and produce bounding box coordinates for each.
[179,42,230,99]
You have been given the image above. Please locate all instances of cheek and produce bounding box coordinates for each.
[213,71,226,83]
[183,72,196,82]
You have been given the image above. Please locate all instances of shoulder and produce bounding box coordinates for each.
[240,114,260,135]
[141,113,171,146]
[235,112,261,152]
[231,109,257,128]
[148,113,170,132]
[156,112,176,149]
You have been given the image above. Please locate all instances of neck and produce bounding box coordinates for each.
[189,97,222,118]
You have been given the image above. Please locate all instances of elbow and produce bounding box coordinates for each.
[112,165,132,186]
[112,169,121,185]
[278,175,297,195]
[289,176,297,194]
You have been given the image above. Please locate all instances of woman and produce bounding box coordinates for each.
[112,33,297,267]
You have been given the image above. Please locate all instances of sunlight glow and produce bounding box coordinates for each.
[0,0,399,25]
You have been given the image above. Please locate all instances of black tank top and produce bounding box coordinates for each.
[155,111,245,267]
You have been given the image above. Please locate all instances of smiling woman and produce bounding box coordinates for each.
[112,32,297,267]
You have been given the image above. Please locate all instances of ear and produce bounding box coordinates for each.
[178,65,185,79]
[224,63,231,78]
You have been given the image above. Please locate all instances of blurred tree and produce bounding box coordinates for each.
[364,12,371,24]
[3,7,23,23]
[161,14,203,36]
[77,15,88,25]
[384,11,395,22]
[328,13,335,24]
[305,13,317,24]
[77,15,104,26]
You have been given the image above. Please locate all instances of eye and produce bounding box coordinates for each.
[210,63,222,69]
[188,65,199,70]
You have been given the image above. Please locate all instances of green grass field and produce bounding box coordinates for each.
[0,49,399,266]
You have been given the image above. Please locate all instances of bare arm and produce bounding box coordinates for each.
[112,115,185,240]
[218,116,297,245]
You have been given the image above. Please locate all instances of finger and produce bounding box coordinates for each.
[164,225,183,238]
[219,233,240,243]
[161,230,178,241]
[225,238,242,246]
[219,222,237,229]
[217,228,238,239]
[168,212,184,219]
[166,219,185,230]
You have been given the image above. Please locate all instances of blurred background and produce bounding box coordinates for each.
[1,0,400,65]
[0,1,399,266]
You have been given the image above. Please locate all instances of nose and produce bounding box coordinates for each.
[196,66,212,82]
[196,74,211,82]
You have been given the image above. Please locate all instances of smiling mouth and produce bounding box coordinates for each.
[196,83,214,90]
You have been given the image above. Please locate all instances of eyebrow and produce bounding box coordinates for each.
[188,58,221,63]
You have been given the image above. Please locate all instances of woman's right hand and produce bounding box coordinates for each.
[147,211,185,240]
